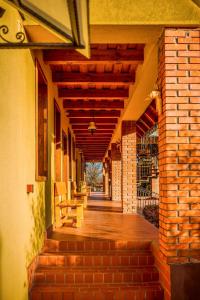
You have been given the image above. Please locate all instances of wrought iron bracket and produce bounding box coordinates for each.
[0,23,84,49]
[0,25,25,43]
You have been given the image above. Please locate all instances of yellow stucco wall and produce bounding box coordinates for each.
[0,2,75,299]
[90,0,200,25]
[0,4,40,300]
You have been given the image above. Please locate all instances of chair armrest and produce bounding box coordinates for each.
[57,201,82,208]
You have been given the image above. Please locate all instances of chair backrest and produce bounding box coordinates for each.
[54,182,67,201]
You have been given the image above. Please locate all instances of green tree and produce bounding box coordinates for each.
[86,162,103,191]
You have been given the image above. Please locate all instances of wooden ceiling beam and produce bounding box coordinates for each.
[136,125,145,137]
[70,118,118,124]
[76,139,111,142]
[76,138,111,141]
[68,110,120,118]
[144,112,155,125]
[149,103,157,116]
[84,153,105,155]
[79,148,107,150]
[80,151,107,153]
[76,143,110,145]
[80,152,107,154]
[43,48,144,64]
[139,119,151,130]
[59,88,129,99]
[82,151,106,153]
[141,114,153,129]
[76,137,111,139]
[76,142,111,144]
[63,100,124,110]
[78,150,107,153]
[53,72,135,84]
[83,155,105,157]
[78,149,108,151]
[79,145,108,151]
[84,152,105,154]
[136,122,148,133]
[74,130,113,134]
[72,124,116,129]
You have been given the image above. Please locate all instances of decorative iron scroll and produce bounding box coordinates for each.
[0,25,25,43]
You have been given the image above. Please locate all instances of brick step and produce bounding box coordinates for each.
[34,266,159,284]
[44,239,152,252]
[38,251,154,267]
[30,282,163,300]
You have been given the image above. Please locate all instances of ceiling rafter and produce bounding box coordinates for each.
[63,99,124,110]
[67,110,120,118]
[59,88,129,99]
[70,118,118,124]
[43,47,144,64]
[53,72,135,84]
[72,124,116,130]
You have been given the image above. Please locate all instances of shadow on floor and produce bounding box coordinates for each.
[89,195,111,201]
[87,205,122,213]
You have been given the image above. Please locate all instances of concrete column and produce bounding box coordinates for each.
[121,121,137,213]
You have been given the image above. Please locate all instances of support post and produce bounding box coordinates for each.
[111,143,121,201]
[121,121,137,213]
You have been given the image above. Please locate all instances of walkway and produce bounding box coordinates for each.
[50,192,158,242]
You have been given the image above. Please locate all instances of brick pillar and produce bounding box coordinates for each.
[121,121,137,213]
[103,161,109,195]
[158,28,200,265]
[103,171,105,193]
[108,151,112,198]
[111,143,121,201]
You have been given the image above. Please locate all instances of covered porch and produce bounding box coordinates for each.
[1,1,200,300]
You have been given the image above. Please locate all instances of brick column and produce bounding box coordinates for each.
[103,161,109,195]
[121,121,137,213]
[158,28,200,264]
[111,143,121,201]
[108,151,112,198]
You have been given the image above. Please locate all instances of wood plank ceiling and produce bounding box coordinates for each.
[44,44,144,161]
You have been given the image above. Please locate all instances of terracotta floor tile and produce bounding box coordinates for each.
[50,193,158,243]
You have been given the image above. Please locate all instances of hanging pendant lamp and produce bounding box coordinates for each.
[88,110,97,135]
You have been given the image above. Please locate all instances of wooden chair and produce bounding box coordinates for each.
[54,182,84,228]
[71,181,88,208]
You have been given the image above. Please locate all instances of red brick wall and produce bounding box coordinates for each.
[121,121,137,213]
[111,143,122,201]
[158,28,200,264]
